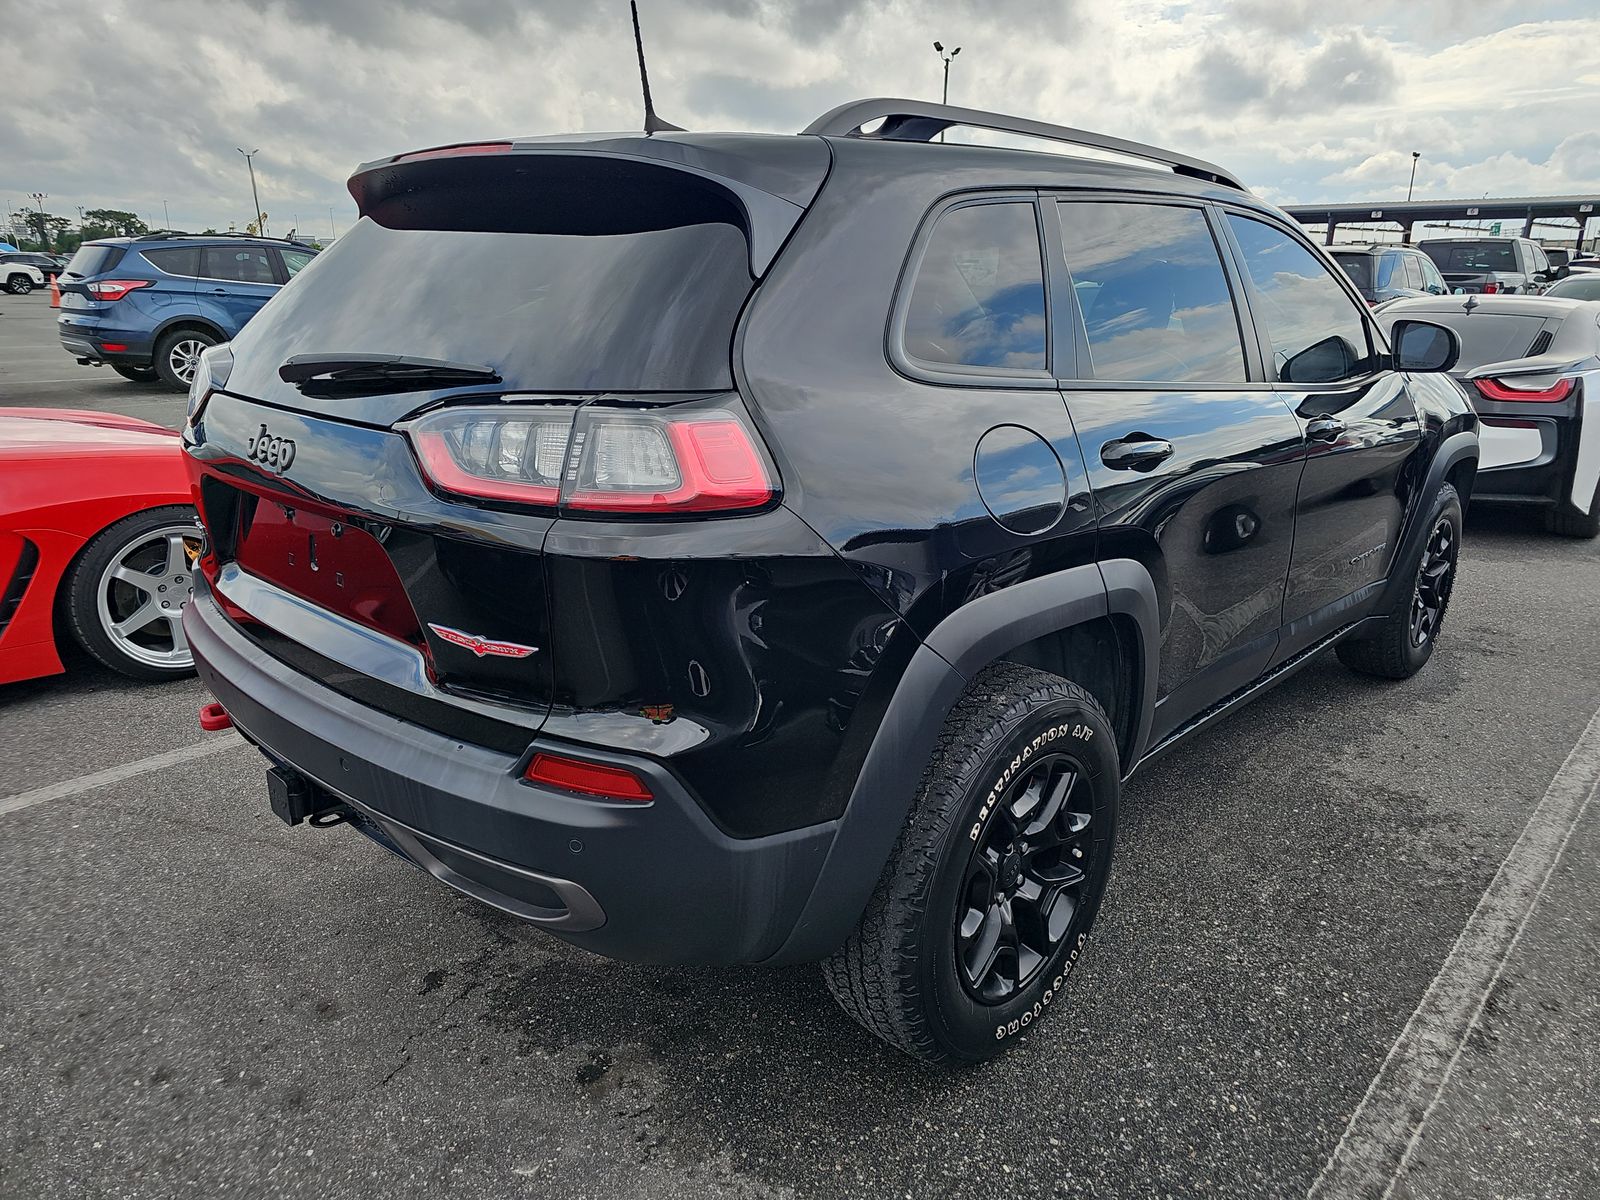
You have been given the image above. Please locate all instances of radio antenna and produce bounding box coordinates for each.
[631,1,684,134]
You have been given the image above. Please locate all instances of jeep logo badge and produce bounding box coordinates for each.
[246,423,296,473]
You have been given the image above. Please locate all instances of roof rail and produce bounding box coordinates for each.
[802,97,1247,192]
[134,230,316,246]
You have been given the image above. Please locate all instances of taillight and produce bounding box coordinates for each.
[1473,377,1574,403]
[1481,281,1500,295]
[523,752,653,802]
[406,402,776,515]
[86,279,153,301]
[392,142,513,163]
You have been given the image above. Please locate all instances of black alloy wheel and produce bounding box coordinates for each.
[1410,517,1456,647]
[956,752,1094,1004]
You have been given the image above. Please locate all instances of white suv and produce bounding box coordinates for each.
[3,261,45,295]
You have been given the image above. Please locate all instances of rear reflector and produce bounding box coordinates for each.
[523,752,653,801]
[86,279,153,302]
[1473,377,1574,403]
[99,343,129,353]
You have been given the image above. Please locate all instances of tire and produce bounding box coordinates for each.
[63,506,202,681]
[112,363,160,384]
[152,327,220,392]
[822,662,1120,1064]
[1337,482,1462,679]
[1542,474,1600,539]
[6,273,34,295]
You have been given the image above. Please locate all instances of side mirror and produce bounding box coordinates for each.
[1392,320,1460,373]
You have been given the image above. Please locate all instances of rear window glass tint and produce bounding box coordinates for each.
[1427,313,1555,371]
[63,244,125,277]
[1426,242,1517,272]
[1332,254,1373,290]
[141,247,201,277]
[1058,201,1246,383]
[902,201,1047,372]
[223,216,754,397]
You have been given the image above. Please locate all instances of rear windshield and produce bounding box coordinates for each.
[1424,242,1516,272]
[1546,275,1600,302]
[223,216,753,398]
[63,243,126,278]
[1332,253,1373,289]
[1426,313,1552,371]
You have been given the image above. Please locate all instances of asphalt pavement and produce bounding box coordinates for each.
[2,288,1596,1199]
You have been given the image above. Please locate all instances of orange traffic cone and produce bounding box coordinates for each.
[49,274,60,307]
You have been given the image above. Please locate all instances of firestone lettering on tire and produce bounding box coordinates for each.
[971,721,1095,841]
[996,932,1086,1040]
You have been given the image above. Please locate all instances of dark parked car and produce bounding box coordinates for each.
[182,99,1479,1063]
[56,233,318,390]
[1331,244,1449,305]
[0,251,67,282]
[1419,236,1555,295]
[1380,293,1600,537]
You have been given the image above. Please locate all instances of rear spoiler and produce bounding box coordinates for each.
[347,134,831,278]
[1464,352,1600,381]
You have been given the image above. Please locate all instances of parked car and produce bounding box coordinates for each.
[1419,236,1556,295]
[0,251,66,284]
[182,98,1478,1064]
[1542,274,1600,302]
[0,408,199,685]
[56,233,319,390]
[1566,254,1600,273]
[1379,293,1600,536]
[1331,244,1449,305]
[2,260,44,295]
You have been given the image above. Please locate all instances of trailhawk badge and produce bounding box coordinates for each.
[426,624,538,659]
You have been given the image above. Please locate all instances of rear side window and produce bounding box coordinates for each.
[1418,255,1446,293]
[1057,201,1246,383]
[1226,215,1374,384]
[201,246,276,284]
[141,247,201,277]
[902,201,1047,373]
[63,244,125,278]
[1375,253,1399,289]
[1400,256,1424,291]
[1332,253,1373,291]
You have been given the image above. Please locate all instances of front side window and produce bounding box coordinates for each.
[1226,215,1375,384]
[902,201,1047,372]
[202,245,276,284]
[281,249,315,276]
[1418,255,1447,293]
[1057,201,1246,383]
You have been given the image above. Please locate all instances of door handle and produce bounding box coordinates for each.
[1306,415,1346,442]
[1100,434,1174,471]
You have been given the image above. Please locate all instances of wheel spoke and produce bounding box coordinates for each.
[1008,772,1045,825]
[164,533,190,577]
[1045,888,1079,943]
[166,612,189,655]
[1022,764,1075,841]
[111,564,160,596]
[962,903,1005,986]
[111,602,161,638]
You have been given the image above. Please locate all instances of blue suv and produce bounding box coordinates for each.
[57,234,317,391]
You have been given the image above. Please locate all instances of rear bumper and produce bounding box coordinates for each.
[184,583,838,965]
[57,315,153,364]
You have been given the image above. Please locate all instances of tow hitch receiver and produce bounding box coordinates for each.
[266,765,351,828]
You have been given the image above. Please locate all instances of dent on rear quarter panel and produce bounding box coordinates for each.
[538,506,918,838]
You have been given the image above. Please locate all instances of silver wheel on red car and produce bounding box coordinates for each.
[64,506,202,680]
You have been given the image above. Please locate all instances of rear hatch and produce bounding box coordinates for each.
[56,241,129,315]
[187,135,827,739]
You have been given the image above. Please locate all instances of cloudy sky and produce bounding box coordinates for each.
[3,0,1598,238]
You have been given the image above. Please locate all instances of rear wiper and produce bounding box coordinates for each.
[279,353,501,395]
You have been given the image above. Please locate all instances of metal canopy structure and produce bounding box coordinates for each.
[1283,195,1600,245]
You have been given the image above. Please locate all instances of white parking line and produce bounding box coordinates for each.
[0,734,244,817]
[1308,704,1600,1200]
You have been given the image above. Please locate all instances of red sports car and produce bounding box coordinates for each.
[0,408,199,685]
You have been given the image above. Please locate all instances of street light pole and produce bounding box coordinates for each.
[933,41,961,141]
[163,199,171,231]
[1406,151,1421,202]
[237,147,264,236]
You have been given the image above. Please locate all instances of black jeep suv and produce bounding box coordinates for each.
[182,99,1479,1063]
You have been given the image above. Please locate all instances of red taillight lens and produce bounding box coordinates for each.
[1473,377,1574,403]
[392,141,513,163]
[523,752,653,802]
[408,406,571,506]
[1480,281,1499,294]
[86,279,153,301]
[407,403,776,515]
[565,416,774,513]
